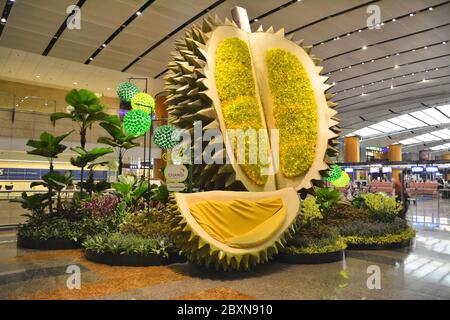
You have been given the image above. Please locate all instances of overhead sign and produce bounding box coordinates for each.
[344,168,354,173]
[369,167,380,173]
[164,164,188,182]
[382,167,392,173]
[426,166,438,173]
[411,166,424,173]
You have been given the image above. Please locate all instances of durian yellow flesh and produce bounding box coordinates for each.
[167,188,300,271]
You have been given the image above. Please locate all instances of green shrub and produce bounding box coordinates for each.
[284,225,346,254]
[343,228,415,245]
[338,218,408,238]
[323,204,370,225]
[315,187,347,211]
[120,209,172,238]
[362,192,402,222]
[83,232,172,257]
[300,195,322,226]
[18,214,84,241]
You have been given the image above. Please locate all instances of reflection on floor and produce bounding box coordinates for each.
[0,229,449,300]
[407,196,450,231]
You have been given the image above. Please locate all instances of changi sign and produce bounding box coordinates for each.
[165,165,188,192]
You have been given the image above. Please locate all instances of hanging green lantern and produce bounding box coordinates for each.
[325,165,343,182]
[131,92,155,114]
[331,171,350,188]
[153,125,181,149]
[124,109,151,136]
[117,82,139,101]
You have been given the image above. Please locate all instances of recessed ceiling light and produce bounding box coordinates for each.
[422,79,428,82]
[381,22,385,26]
[371,59,375,62]
[410,13,414,17]
[424,46,428,49]
[436,68,439,70]
[396,53,400,56]
[107,87,111,91]
[349,65,352,69]
[102,44,107,48]
[336,36,340,40]
[340,68,343,71]
[386,55,390,58]
[89,57,93,61]
[362,62,365,65]
[443,41,447,44]
[412,49,416,52]
[136,11,141,16]
[391,85,394,89]
[347,33,350,36]
[73,82,78,85]
[254,18,258,22]
[320,42,324,45]
[35,75,40,78]
[362,45,367,50]
[429,7,433,10]
[332,82,336,85]
[361,93,366,96]
[426,70,429,73]
[358,29,362,33]
[392,18,396,22]
[0,18,6,23]
[394,65,399,69]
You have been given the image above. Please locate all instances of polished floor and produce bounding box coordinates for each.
[0,229,449,300]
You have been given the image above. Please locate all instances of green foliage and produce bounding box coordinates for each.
[112,175,149,211]
[83,232,172,257]
[266,48,318,177]
[120,209,172,238]
[323,203,370,225]
[343,228,416,245]
[18,214,84,241]
[11,192,51,216]
[361,192,402,222]
[70,147,113,168]
[26,131,72,160]
[285,225,346,254]
[300,195,322,226]
[314,187,347,210]
[338,217,409,238]
[152,184,169,205]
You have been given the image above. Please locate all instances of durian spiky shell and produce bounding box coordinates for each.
[164,15,340,191]
[166,192,300,271]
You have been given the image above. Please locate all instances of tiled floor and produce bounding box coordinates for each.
[0,229,449,300]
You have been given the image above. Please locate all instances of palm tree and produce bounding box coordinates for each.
[31,172,73,212]
[97,115,141,175]
[26,131,72,213]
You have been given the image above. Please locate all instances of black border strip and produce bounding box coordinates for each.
[84,0,156,64]
[334,52,450,85]
[324,22,450,61]
[0,0,15,38]
[122,0,226,72]
[326,40,449,75]
[334,63,450,95]
[336,75,450,107]
[286,0,380,34]
[42,0,87,56]
[313,0,450,48]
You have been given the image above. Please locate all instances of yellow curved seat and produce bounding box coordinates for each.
[169,188,300,270]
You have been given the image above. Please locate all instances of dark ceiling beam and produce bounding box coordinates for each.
[42,0,87,56]
[84,0,156,64]
[0,0,15,38]
[121,0,227,72]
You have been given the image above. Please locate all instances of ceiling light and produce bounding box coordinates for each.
[340,68,343,71]
[392,18,396,22]
[429,7,433,10]
[347,33,350,36]
[362,45,367,50]
[136,11,142,16]
[412,49,416,52]
[390,85,394,89]
[371,59,375,62]
[361,62,365,65]
[35,75,40,78]
[361,93,367,97]
[396,53,400,56]
[424,46,428,49]
[336,36,340,40]
[107,88,111,91]
[381,22,385,26]
[348,65,352,69]
[320,42,324,45]
[89,57,93,61]
[422,79,428,83]
[394,65,399,69]
[332,82,336,85]
[410,13,414,17]
[254,18,258,22]
[102,44,107,48]
[0,18,6,23]
[73,81,78,85]
[358,29,362,33]
[443,41,447,44]
[386,56,389,59]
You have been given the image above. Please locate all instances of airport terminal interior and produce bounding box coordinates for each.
[0,0,450,301]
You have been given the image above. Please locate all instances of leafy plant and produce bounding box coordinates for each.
[81,195,120,219]
[51,89,114,193]
[314,187,347,211]
[30,172,72,211]
[284,225,346,254]
[338,217,409,238]
[70,146,113,194]
[323,204,370,226]
[300,195,322,227]
[83,232,172,257]
[343,228,415,245]
[98,115,141,175]
[112,175,149,211]
[12,192,52,216]
[361,192,402,222]
[120,209,172,238]
[26,131,72,213]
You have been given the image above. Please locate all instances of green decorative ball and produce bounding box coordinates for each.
[153,125,181,149]
[325,165,342,182]
[124,109,151,136]
[131,92,155,114]
[331,171,350,188]
[117,82,139,102]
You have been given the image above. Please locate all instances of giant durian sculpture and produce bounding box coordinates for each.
[164,9,340,270]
